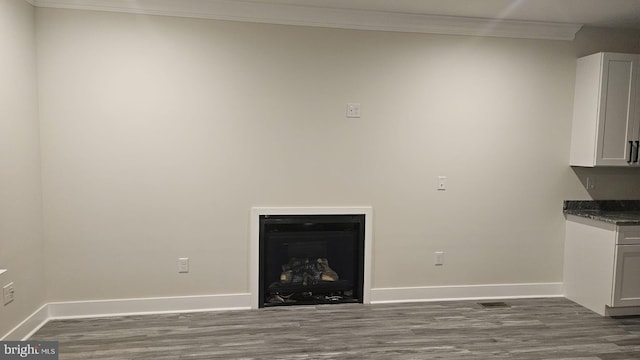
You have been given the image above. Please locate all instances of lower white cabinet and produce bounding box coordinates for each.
[612,227,640,307]
[564,216,640,315]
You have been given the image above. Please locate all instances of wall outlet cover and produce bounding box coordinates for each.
[437,176,447,190]
[347,103,361,118]
[178,258,189,273]
[3,282,15,305]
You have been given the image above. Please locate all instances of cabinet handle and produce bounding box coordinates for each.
[635,141,640,163]
[629,141,634,163]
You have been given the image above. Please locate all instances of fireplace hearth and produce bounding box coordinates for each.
[259,214,365,307]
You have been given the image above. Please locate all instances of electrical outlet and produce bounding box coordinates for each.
[3,282,15,305]
[437,176,447,191]
[586,176,595,190]
[346,103,361,118]
[178,258,189,273]
[434,251,444,266]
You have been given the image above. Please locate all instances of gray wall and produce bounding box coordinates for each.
[4,3,640,338]
[0,0,45,339]
[37,8,586,302]
[574,26,640,58]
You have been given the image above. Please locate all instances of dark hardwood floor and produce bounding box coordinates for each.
[31,297,640,359]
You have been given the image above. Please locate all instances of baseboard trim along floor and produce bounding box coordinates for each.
[46,293,253,320]
[2,283,563,340]
[2,304,49,341]
[2,293,251,341]
[370,282,564,304]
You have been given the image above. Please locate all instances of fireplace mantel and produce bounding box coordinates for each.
[250,207,373,309]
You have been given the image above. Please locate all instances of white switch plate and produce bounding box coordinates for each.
[347,103,361,118]
[437,176,447,190]
[586,176,595,190]
[3,282,14,305]
[434,252,444,266]
[178,258,189,273]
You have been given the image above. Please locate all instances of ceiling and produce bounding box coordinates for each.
[31,0,640,40]
[242,0,640,29]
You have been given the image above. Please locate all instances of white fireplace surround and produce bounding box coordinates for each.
[250,206,373,309]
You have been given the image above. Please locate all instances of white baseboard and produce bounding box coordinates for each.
[1,304,49,341]
[2,293,251,340]
[47,293,252,320]
[3,284,563,341]
[370,283,564,304]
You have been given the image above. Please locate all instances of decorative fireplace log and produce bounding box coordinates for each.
[280,258,338,286]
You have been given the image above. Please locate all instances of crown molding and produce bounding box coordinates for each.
[32,0,582,40]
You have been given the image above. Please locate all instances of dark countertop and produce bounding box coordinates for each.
[564,200,640,225]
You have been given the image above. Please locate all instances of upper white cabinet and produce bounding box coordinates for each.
[570,52,640,167]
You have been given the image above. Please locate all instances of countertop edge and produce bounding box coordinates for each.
[564,210,640,226]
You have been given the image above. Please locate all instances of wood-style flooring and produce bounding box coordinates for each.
[31,297,640,359]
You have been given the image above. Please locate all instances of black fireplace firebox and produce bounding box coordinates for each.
[259,214,365,307]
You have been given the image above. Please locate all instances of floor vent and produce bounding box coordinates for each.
[479,301,511,308]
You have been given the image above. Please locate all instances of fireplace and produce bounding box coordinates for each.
[250,207,372,309]
[259,214,364,307]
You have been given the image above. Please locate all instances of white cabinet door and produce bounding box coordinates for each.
[595,53,638,166]
[570,52,640,166]
[612,244,640,307]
